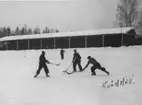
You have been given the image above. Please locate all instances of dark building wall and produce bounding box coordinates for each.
[123,34,135,46]
[30,39,41,49]
[42,38,54,49]
[8,40,17,50]
[70,36,85,48]
[127,29,136,36]
[0,41,7,50]
[87,35,102,47]
[55,37,69,49]
[0,29,139,50]
[133,38,142,45]
[123,29,138,46]
[18,40,29,50]
[104,34,121,47]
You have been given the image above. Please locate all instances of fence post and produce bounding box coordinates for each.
[17,40,19,50]
[69,37,70,48]
[40,39,42,49]
[28,40,30,50]
[102,35,104,47]
[85,36,87,48]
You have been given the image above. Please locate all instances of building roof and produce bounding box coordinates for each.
[0,27,134,41]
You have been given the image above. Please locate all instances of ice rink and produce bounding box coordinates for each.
[0,46,142,105]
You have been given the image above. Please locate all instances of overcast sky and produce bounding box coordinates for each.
[0,0,141,32]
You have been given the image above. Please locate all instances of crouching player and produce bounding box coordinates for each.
[83,56,110,76]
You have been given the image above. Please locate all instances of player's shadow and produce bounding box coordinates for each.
[35,76,49,79]
[92,74,109,77]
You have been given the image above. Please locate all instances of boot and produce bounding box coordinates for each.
[102,68,110,75]
[105,70,110,75]
[34,74,38,78]
[91,72,96,76]
[46,74,50,77]
[107,72,110,75]
[80,69,84,72]
[73,70,77,72]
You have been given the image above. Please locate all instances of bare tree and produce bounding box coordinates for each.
[15,27,21,35]
[137,9,142,26]
[136,8,142,35]
[43,26,49,33]
[27,28,33,34]
[55,28,59,33]
[11,30,16,36]
[115,0,140,27]
[23,24,28,35]
[7,27,11,36]
[1,27,7,37]
[49,28,59,33]
[20,27,25,35]
[34,26,40,34]
[0,28,2,37]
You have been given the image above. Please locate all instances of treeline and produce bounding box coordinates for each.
[0,25,59,38]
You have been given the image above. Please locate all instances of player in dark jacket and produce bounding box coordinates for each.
[72,49,82,72]
[60,49,65,60]
[34,51,51,78]
[83,56,110,75]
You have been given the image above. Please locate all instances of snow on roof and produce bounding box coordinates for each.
[0,27,134,41]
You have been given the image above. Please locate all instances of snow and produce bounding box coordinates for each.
[0,27,133,41]
[0,46,142,105]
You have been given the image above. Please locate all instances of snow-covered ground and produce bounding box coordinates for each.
[0,46,142,105]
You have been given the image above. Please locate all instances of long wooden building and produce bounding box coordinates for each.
[0,27,137,50]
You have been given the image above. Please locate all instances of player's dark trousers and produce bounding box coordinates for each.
[61,54,64,60]
[36,64,49,76]
[73,61,82,72]
[91,63,109,75]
